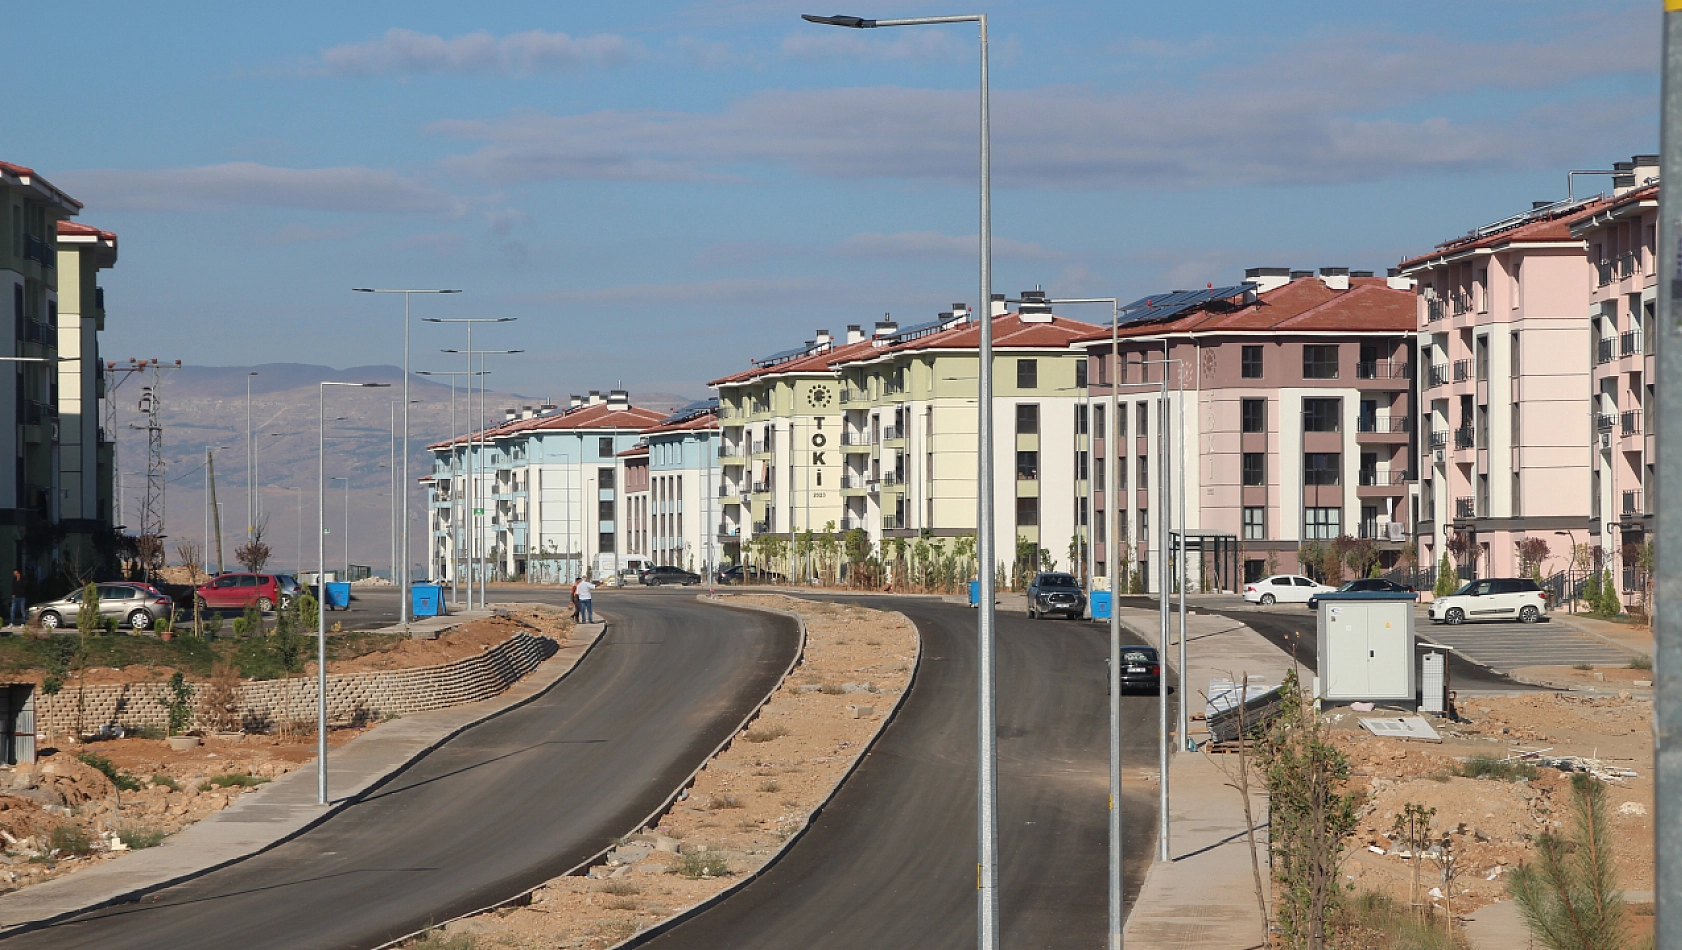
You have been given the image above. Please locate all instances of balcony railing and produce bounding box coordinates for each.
[1622,490,1642,515]
[1425,298,1444,322]
[1454,496,1475,520]
[1621,329,1644,358]
[883,379,906,396]
[1355,360,1411,380]
[717,523,741,537]
[839,388,866,404]
[1596,338,1616,364]
[878,472,901,487]
[753,520,771,533]
[1597,260,1613,286]
[841,431,869,447]
[1450,291,1473,316]
[1426,363,1448,388]
[1622,410,1642,436]
[1356,414,1412,433]
[1616,251,1637,280]
[1452,359,1472,383]
[749,440,768,455]
[1595,412,1616,431]
[882,514,901,529]
[1453,426,1475,449]
[1357,521,1408,541]
[1424,427,1447,448]
[843,474,868,490]
[22,235,52,268]
[751,481,770,493]
[881,425,903,441]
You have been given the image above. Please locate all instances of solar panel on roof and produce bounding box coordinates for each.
[752,346,809,367]
[1117,284,1250,327]
[884,317,952,344]
[660,398,719,425]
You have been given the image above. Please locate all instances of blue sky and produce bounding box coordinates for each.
[4,0,1658,399]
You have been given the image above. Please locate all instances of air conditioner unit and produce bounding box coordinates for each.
[1433,448,1444,465]
[1599,433,1612,449]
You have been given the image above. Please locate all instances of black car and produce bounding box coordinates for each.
[714,565,786,585]
[1107,646,1161,693]
[1026,572,1087,620]
[1307,577,1414,610]
[639,565,701,586]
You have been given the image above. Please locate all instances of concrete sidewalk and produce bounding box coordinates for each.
[0,620,606,932]
[1118,606,1293,950]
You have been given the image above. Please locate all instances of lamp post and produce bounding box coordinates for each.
[246,372,258,539]
[418,370,487,600]
[318,381,388,806]
[354,288,462,628]
[332,476,351,577]
[801,10,996,946]
[429,318,516,610]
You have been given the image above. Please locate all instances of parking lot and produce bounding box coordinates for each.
[1415,615,1634,673]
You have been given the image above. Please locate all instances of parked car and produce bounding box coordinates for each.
[1026,572,1087,620]
[639,565,702,587]
[1106,645,1161,693]
[273,574,303,609]
[195,573,282,611]
[1242,574,1337,606]
[1307,577,1414,611]
[1428,577,1548,625]
[714,565,786,585]
[32,583,175,631]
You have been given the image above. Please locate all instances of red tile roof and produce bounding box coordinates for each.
[57,220,117,244]
[708,338,882,387]
[427,401,668,449]
[1399,196,1611,270]
[0,160,83,211]
[643,410,719,435]
[1569,184,1658,233]
[1070,277,1413,344]
[617,443,649,459]
[865,313,1100,358]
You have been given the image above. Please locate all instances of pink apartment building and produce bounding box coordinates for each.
[1079,269,1417,589]
[1399,179,1636,585]
[1570,161,1659,604]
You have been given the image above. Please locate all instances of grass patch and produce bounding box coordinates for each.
[818,683,846,695]
[743,723,790,743]
[592,919,637,942]
[0,627,407,682]
[603,897,640,911]
[706,793,742,810]
[1572,662,1595,671]
[197,773,270,791]
[1629,654,1653,671]
[598,880,642,896]
[1456,754,1538,782]
[1341,891,1467,949]
[115,825,167,849]
[151,774,181,792]
[77,752,143,792]
[47,825,95,857]
[671,851,732,879]
[402,932,477,950]
[757,779,780,793]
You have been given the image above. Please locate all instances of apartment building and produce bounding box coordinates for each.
[2,161,97,589]
[1570,159,1659,604]
[1400,189,1619,581]
[640,401,720,572]
[54,221,117,567]
[1079,270,1417,591]
[620,442,650,561]
[424,390,666,584]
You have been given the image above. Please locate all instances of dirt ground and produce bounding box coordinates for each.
[1326,690,1653,929]
[0,607,571,895]
[420,594,918,950]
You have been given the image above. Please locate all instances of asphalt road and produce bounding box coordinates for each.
[4,594,799,950]
[634,596,1161,950]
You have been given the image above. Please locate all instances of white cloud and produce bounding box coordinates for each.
[59,163,459,213]
[314,28,640,77]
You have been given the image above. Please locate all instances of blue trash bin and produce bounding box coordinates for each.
[324,582,351,611]
[1090,591,1112,620]
[968,580,981,607]
[410,584,444,618]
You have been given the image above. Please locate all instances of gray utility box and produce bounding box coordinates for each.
[1316,591,1417,703]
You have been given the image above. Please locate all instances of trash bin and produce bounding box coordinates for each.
[323,582,351,611]
[410,584,444,618]
[968,580,981,607]
[1090,591,1112,620]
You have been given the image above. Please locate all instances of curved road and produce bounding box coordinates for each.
[3,596,799,950]
[636,596,1161,950]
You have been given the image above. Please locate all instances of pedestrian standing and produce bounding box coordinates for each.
[568,578,581,621]
[575,575,596,624]
[8,569,24,628]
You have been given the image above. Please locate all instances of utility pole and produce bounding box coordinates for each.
[208,449,225,574]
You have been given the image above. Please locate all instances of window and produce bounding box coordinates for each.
[1093,404,1104,441]
[1076,451,1088,481]
[598,499,615,520]
[1242,453,1266,486]
[1302,398,1341,432]
[1015,495,1039,526]
[1016,450,1039,480]
[1016,403,1039,434]
[1075,359,1087,389]
[1243,506,1265,540]
[1016,359,1038,389]
[1137,402,1149,440]
[1304,452,1341,485]
[1304,507,1341,540]
[1302,344,1339,379]
[1241,345,1264,379]
[1094,457,1104,489]
[1241,398,1266,434]
[599,467,616,490]
[599,437,614,457]
[1138,509,1148,542]
[599,532,616,553]
[1115,406,1126,440]
[1074,405,1088,435]
[1137,456,1148,492]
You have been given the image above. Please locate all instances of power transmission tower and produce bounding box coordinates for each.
[120,359,180,576]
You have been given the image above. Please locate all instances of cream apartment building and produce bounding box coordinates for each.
[55,220,117,567]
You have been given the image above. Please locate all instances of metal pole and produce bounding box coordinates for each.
[466,323,475,610]
[246,373,254,539]
[972,19,1000,948]
[1654,7,1681,946]
[450,376,458,601]
[391,402,398,583]
[317,384,328,806]
[1177,366,1189,751]
[401,293,410,626]
[1108,303,1122,948]
[1158,367,1171,862]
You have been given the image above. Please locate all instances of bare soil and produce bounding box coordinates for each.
[417,594,917,950]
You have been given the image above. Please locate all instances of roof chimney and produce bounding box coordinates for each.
[1289,269,1313,281]
[1318,266,1349,291]
[873,319,898,338]
[846,324,866,344]
[946,304,971,327]
[1017,290,1054,323]
[990,293,1007,317]
[1243,266,1290,295]
[1385,267,1416,292]
[607,389,630,411]
[539,402,557,414]
[1351,270,1374,278]
[813,328,832,349]
[1632,153,1660,188]
[568,394,583,410]
[503,408,517,423]
[587,390,604,406]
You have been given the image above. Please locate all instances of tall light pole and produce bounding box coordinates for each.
[246,372,258,539]
[419,370,486,600]
[801,11,996,947]
[318,380,388,806]
[1653,11,1680,945]
[332,476,351,577]
[354,288,462,628]
[429,318,515,610]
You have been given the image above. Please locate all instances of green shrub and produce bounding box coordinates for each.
[76,752,143,792]
[115,825,167,849]
[1433,552,1458,598]
[151,774,181,792]
[48,824,95,856]
[160,671,194,736]
[1628,654,1653,671]
[1572,663,1595,672]
[1457,755,1538,782]
[198,773,269,791]
[671,850,732,878]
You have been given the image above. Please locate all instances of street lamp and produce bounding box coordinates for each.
[354,288,462,629]
[802,10,998,945]
[317,380,388,806]
[332,476,351,577]
[429,317,516,610]
[418,370,489,602]
[246,372,259,538]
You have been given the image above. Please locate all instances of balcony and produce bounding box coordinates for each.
[1622,410,1642,436]
[717,523,741,539]
[751,481,770,494]
[1355,360,1411,380]
[1597,260,1613,286]
[749,440,769,456]
[1425,298,1444,322]
[22,235,52,269]
[883,379,907,398]
[878,472,901,488]
[1621,329,1644,358]
[881,425,903,442]
[717,444,745,462]
[882,514,901,529]
[1616,251,1637,281]
[1622,490,1643,516]
[1594,412,1616,432]
[1449,291,1473,316]
[1453,426,1475,449]
[842,473,869,492]
[752,520,771,534]
[1357,522,1408,542]
[1426,364,1448,389]
[1452,359,1472,383]
[841,431,872,451]
[1356,414,1411,433]
[840,388,868,404]
[1426,427,1448,448]
[1596,338,1615,364]
[1454,496,1475,520]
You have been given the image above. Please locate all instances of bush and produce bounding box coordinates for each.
[1457,754,1538,782]
[743,723,790,743]
[598,880,641,896]
[116,825,167,849]
[757,779,780,793]
[1628,654,1653,671]
[151,774,181,792]
[1340,891,1465,950]
[77,752,143,792]
[198,773,269,791]
[1433,552,1458,598]
[671,850,732,878]
[160,671,194,737]
[706,793,742,810]
[48,824,95,856]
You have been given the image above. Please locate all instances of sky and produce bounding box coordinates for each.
[3,0,1659,400]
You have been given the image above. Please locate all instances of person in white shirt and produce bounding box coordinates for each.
[575,576,596,623]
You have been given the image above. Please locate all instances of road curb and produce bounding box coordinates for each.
[0,616,605,938]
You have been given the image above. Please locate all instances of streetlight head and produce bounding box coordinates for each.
[352,288,375,293]
[803,13,875,27]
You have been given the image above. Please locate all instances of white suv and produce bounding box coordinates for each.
[1428,577,1548,625]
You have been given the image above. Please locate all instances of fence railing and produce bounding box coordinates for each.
[1623,490,1643,515]
[1452,359,1472,383]
[1356,360,1411,380]
[1454,496,1475,519]
[1453,426,1475,449]
[1357,414,1412,433]
[1622,410,1642,436]
[1595,412,1616,432]
[1427,363,1448,388]
[1596,338,1615,364]
[1621,329,1644,358]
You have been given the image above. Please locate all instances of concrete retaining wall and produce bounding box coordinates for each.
[34,632,558,738]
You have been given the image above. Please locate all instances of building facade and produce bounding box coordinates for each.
[54,221,117,568]
[641,402,720,572]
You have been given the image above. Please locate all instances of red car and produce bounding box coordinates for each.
[196,573,282,611]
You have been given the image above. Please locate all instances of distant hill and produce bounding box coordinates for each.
[114,363,698,576]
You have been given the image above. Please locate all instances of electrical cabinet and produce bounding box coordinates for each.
[1316,592,1416,703]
